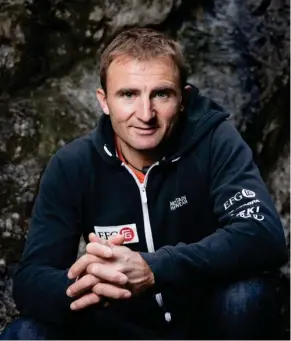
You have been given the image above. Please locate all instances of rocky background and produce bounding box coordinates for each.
[0,0,289,337]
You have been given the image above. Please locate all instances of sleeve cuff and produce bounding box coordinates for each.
[139,247,178,292]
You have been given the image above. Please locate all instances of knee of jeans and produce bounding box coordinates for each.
[1,317,49,340]
[213,277,279,317]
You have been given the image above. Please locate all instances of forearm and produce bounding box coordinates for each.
[13,265,76,326]
[141,220,288,291]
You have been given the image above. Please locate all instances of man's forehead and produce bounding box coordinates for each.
[106,55,179,88]
[108,55,178,74]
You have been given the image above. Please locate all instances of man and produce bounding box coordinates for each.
[1,27,288,340]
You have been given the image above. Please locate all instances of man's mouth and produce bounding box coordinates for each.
[133,127,158,135]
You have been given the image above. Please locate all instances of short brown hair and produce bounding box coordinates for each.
[99,27,187,92]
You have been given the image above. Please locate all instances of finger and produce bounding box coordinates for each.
[86,242,113,259]
[89,233,100,243]
[108,234,125,245]
[70,292,101,310]
[89,233,124,247]
[67,274,100,297]
[89,233,111,247]
[87,263,128,285]
[68,254,98,279]
[92,282,131,300]
[77,269,87,280]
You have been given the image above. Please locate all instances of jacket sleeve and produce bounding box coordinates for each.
[13,150,83,325]
[141,120,288,291]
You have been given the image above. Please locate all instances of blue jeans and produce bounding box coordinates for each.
[0,277,282,340]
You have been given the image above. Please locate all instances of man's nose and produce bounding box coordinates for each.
[136,97,155,122]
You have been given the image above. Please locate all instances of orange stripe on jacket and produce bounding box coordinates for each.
[115,136,145,184]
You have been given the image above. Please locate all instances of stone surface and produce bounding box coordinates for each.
[0,0,289,335]
[0,0,179,94]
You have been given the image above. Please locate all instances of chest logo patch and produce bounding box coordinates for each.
[94,223,139,244]
[170,195,188,211]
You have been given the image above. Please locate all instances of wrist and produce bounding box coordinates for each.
[148,268,155,287]
[139,252,155,289]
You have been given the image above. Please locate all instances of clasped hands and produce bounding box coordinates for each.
[66,233,154,311]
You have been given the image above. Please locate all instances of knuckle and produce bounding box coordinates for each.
[113,273,125,284]
[87,263,96,274]
[86,264,92,273]
[93,282,102,295]
[84,275,92,287]
[88,274,98,286]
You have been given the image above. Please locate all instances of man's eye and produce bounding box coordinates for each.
[123,92,134,98]
[155,91,168,98]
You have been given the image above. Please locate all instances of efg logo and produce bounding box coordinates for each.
[242,189,256,198]
[120,227,134,242]
[94,223,139,244]
[224,189,257,210]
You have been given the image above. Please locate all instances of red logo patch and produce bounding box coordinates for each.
[120,227,134,241]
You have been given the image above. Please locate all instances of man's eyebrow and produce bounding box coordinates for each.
[114,88,140,96]
[151,86,177,95]
[114,86,177,96]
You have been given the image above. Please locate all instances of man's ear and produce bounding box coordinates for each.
[181,85,191,111]
[96,88,109,115]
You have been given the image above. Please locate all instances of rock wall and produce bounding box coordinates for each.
[0,0,289,335]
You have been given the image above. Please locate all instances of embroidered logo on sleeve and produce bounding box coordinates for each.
[224,189,256,210]
[94,224,139,244]
[233,205,264,221]
[223,189,264,221]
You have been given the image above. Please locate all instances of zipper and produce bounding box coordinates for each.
[122,162,172,323]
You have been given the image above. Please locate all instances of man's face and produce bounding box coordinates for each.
[96,55,183,152]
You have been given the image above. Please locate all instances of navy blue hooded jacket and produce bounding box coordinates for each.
[13,85,287,326]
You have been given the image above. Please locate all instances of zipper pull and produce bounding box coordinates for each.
[165,312,172,323]
[140,185,147,204]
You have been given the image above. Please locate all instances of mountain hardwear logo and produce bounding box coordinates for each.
[170,195,188,211]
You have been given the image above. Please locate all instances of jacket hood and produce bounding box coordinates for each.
[90,84,230,166]
[163,84,230,162]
